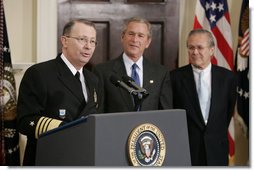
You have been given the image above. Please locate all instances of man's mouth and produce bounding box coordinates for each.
[82,52,91,57]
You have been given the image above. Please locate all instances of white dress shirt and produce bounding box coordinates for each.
[123,53,143,87]
[192,63,212,124]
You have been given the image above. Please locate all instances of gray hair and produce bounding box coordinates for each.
[186,29,215,47]
[122,17,152,38]
[62,19,96,36]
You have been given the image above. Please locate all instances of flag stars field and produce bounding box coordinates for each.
[205,2,224,12]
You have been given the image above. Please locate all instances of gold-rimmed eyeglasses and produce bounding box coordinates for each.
[64,35,98,47]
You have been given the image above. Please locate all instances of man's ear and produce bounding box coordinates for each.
[145,37,152,48]
[209,46,215,56]
[121,33,125,42]
[61,36,68,48]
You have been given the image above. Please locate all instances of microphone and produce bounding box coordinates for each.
[110,75,138,95]
[122,75,149,95]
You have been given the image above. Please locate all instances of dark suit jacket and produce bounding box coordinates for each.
[93,55,172,113]
[17,54,100,165]
[170,64,236,166]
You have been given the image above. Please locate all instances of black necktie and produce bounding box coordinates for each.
[75,71,84,98]
[75,71,81,83]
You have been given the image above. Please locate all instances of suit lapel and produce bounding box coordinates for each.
[56,56,85,102]
[207,65,220,124]
[77,69,97,117]
[142,59,153,90]
[112,56,134,110]
[142,59,155,109]
[82,69,96,104]
[182,65,206,127]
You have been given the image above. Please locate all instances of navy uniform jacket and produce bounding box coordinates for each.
[17,54,100,165]
[93,54,173,113]
[170,64,236,166]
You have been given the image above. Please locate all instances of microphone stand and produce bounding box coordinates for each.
[131,89,149,111]
[109,74,149,111]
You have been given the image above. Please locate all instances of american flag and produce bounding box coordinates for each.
[0,0,20,165]
[193,0,235,165]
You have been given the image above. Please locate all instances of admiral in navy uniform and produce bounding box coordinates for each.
[170,29,236,166]
[93,17,172,113]
[17,19,100,165]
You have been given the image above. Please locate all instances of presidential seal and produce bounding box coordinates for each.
[128,123,166,166]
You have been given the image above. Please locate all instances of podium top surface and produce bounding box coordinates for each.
[40,109,186,138]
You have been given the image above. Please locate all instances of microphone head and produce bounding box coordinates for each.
[122,75,134,83]
[110,75,121,86]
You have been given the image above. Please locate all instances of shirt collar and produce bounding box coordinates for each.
[61,53,83,75]
[122,53,143,71]
[192,63,211,74]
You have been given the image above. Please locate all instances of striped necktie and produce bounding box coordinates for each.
[131,63,140,86]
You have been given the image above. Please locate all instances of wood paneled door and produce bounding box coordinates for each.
[58,0,179,71]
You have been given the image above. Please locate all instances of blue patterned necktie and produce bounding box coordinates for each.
[198,71,209,123]
[131,63,141,111]
[131,63,140,86]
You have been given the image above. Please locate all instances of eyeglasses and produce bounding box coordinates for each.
[187,45,209,52]
[64,35,98,47]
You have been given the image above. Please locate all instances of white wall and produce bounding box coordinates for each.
[36,0,57,63]
[4,0,36,63]
[3,0,248,166]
